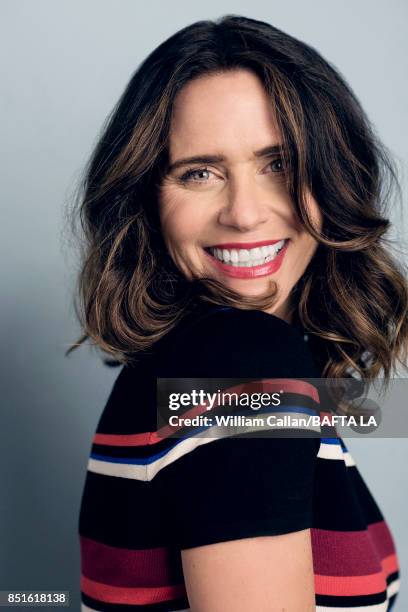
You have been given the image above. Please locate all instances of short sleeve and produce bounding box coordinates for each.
[155,307,321,550]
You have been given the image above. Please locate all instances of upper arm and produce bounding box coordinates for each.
[181,529,315,612]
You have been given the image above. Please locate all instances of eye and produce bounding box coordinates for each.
[178,167,216,184]
[265,156,286,174]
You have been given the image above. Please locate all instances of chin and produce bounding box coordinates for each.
[227,275,276,290]
[222,277,282,302]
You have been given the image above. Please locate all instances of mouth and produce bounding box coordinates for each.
[204,239,289,267]
[203,239,290,279]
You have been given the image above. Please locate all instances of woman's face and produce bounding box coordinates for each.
[158,69,322,323]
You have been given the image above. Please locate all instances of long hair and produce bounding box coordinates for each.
[66,14,408,395]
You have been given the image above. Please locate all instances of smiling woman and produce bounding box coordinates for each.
[158,69,323,320]
[69,13,408,612]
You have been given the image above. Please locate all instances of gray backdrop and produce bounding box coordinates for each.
[1,0,407,609]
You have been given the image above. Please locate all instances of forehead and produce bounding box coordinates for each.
[168,69,281,160]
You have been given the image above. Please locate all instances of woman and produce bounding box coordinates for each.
[71,15,408,611]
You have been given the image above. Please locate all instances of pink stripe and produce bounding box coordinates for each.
[314,570,386,596]
[81,574,186,605]
[93,431,151,446]
[314,555,398,598]
[311,524,398,576]
[80,536,177,587]
[382,553,399,575]
[94,378,319,447]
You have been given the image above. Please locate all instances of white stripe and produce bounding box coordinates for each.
[82,602,191,612]
[88,456,149,481]
[343,450,356,466]
[147,433,216,480]
[317,441,344,460]
[81,604,100,612]
[316,601,389,611]
[83,600,394,612]
[387,576,400,597]
[82,586,398,612]
[82,600,396,612]
[88,432,216,481]
[89,415,320,482]
[317,441,357,466]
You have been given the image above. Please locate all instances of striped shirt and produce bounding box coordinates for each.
[79,304,400,611]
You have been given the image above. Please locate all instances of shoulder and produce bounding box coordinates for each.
[156,306,321,378]
[162,305,305,347]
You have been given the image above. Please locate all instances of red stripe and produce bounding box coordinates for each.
[368,521,398,560]
[80,536,176,587]
[94,378,320,446]
[93,378,319,446]
[314,554,399,597]
[314,570,386,596]
[152,379,310,443]
[311,523,397,576]
[382,553,399,575]
[93,431,151,446]
[81,574,186,605]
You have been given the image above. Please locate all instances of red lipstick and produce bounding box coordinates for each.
[204,239,290,279]
[209,239,285,249]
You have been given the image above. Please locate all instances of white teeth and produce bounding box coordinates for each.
[250,247,262,260]
[238,249,250,262]
[208,240,287,266]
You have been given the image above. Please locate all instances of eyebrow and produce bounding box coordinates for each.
[166,144,284,173]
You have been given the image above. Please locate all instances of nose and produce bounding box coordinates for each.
[217,174,270,231]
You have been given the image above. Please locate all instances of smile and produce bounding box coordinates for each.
[203,239,290,279]
[208,239,287,265]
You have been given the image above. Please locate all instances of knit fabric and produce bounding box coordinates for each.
[79,305,400,611]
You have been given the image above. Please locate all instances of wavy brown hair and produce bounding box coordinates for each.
[66,14,408,398]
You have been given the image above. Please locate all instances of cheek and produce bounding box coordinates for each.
[158,198,205,279]
[293,233,319,276]
[160,209,191,250]
[158,191,191,250]
[159,204,208,281]
[159,189,209,249]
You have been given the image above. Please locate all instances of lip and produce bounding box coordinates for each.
[208,239,287,249]
[204,239,290,279]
